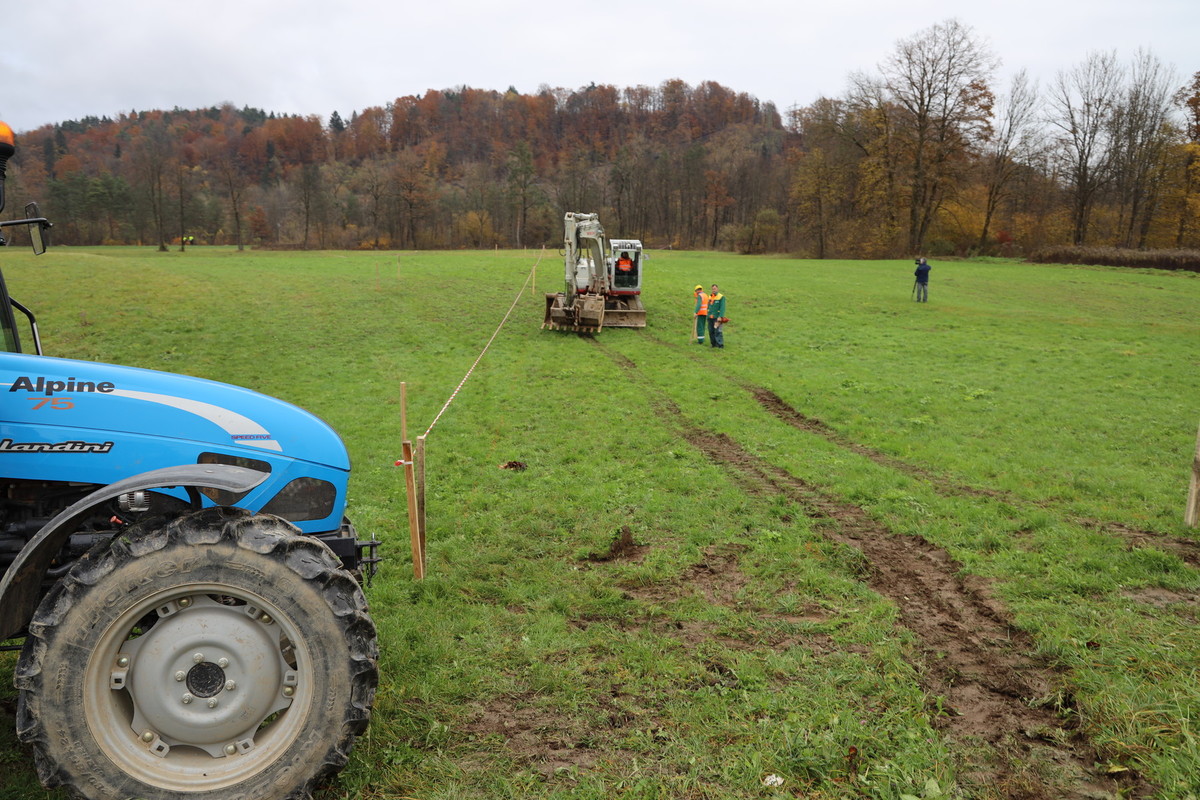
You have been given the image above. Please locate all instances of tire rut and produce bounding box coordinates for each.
[644,330,1199,567]
[749,386,1004,502]
[749,385,1200,570]
[595,338,1148,799]
[687,430,1142,799]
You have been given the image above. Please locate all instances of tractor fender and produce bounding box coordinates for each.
[0,463,268,641]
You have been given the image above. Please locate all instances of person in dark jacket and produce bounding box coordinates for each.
[707,284,726,348]
[913,257,931,302]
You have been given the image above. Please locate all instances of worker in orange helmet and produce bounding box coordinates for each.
[693,284,709,344]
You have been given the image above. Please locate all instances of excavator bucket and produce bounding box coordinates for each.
[543,292,605,332]
[602,296,646,328]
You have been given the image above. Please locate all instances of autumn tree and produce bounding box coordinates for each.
[129,119,175,251]
[1170,71,1200,246]
[87,173,134,242]
[856,18,998,254]
[791,137,851,258]
[976,70,1041,251]
[1047,50,1124,245]
[201,118,251,251]
[506,141,538,248]
[290,163,325,248]
[1107,50,1178,248]
[392,149,433,249]
[352,159,390,248]
[701,169,735,248]
[456,209,495,248]
[346,107,391,161]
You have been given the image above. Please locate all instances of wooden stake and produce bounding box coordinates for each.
[403,439,424,579]
[1187,421,1200,527]
[416,434,427,569]
[399,381,424,578]
[400,382,408,441]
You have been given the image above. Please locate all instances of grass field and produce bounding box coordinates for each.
[2,246,1199,800]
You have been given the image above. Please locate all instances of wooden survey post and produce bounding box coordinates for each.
[402,439,424,579]
[1187,421,1200,528]
[399,382,426,578]
[416,434,427,567]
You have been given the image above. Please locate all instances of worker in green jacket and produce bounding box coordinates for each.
[693,284,709,344]
[707,284,726,348]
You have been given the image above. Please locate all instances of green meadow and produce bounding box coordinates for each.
[2,246,1199,799]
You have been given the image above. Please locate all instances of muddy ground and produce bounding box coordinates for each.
[462,339,1159,798]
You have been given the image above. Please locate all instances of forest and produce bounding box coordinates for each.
[6,20,1200,258]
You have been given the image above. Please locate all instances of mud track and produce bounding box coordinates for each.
[595,339,1149,798]
[750,385,1200,570]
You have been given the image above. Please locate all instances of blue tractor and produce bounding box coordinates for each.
[0,122,379,799]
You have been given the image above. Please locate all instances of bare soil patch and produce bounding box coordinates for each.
[617,542,838,655]
[1097,522,1200,569]
[1122,585,1199,612]
[460,692,621,781]
[584,525,648,563]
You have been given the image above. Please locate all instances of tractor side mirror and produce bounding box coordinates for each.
[25,202,46,255]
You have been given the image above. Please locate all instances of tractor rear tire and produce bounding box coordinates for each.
[14,506,378,800]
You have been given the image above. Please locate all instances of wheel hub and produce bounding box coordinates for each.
[116,594,296,757]
[186,661,226,698]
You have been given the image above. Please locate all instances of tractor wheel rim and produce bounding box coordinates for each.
[86,584,310,791]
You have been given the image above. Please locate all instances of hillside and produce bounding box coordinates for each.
[8,39,1200,257]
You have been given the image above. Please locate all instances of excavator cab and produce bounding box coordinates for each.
[610,239,644,292]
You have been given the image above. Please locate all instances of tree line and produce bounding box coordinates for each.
[8,20,1200,258]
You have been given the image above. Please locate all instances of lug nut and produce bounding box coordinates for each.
[224,743,237,756]
[178,597,192,608]
[225,680,236,692]
[117,656,130,668]
[141,730,155,743]
[207,698,218,708]
[259,613,273,624]
[193,653,205,664]
[217,658,229,668]
[282,686,295,697]
[181,694,194,705]
[174,671,186,682]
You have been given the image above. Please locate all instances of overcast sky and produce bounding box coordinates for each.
[2,0,1196,134]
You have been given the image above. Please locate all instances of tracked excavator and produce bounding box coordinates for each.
[543,212,646,332]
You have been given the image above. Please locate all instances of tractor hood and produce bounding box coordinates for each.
[1,353,350,482]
